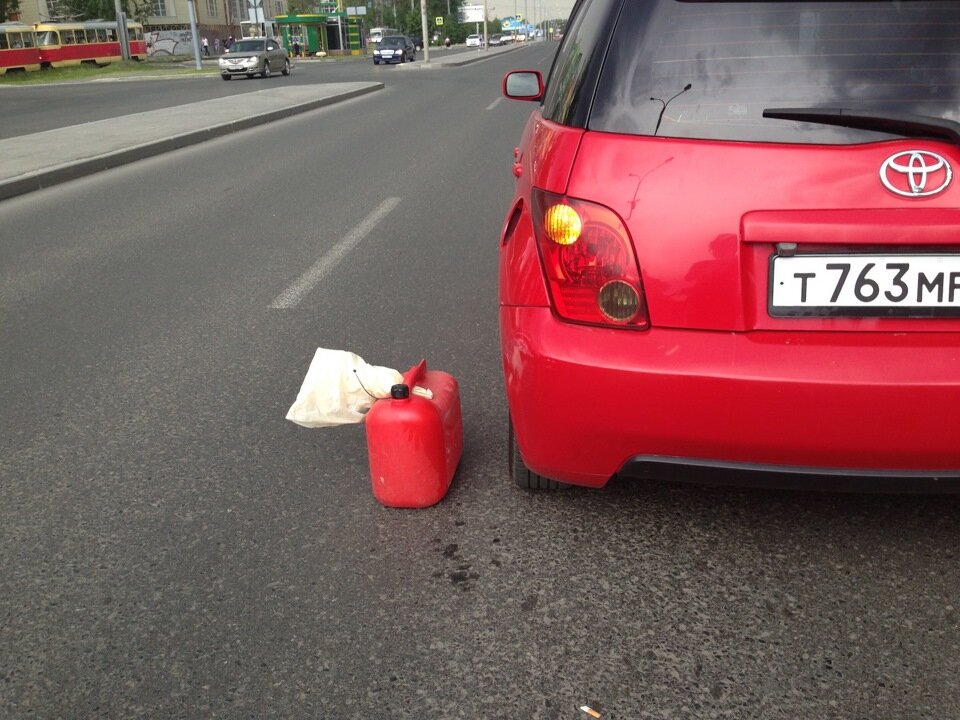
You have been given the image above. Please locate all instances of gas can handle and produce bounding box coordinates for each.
[401,359,427,390]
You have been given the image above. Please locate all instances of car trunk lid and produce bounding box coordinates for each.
[568,132,960,333]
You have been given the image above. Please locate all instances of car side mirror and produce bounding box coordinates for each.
[503,70,544,101]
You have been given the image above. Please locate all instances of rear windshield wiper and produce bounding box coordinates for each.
[762,108,960,146]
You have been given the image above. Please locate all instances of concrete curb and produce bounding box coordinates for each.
[0,82,383,202]
[396,43,523,68]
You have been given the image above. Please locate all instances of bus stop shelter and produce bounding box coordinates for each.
[274,13,364,56]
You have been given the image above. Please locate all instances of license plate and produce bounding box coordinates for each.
[769,254,960,317]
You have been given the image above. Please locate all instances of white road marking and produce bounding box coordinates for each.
[487,97,503,111]
[270,197,401,309]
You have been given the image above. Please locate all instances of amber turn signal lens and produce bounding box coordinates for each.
[543,204,582,245]
[598,280,640,322]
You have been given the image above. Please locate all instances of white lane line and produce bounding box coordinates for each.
[270,197,401,309]
[487,97,503,111]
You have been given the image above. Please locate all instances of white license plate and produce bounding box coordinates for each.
[770,254,960,317]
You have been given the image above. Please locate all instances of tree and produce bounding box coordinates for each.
[127,0,152,24]
[2,0,22,21]
[60,0,113,19]
[287,0,314,15]
[55,0,152,22]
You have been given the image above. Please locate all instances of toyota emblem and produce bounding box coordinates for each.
[880,150,952,197]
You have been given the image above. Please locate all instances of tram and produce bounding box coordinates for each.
[33,20,147,68]
[0,22,41,74]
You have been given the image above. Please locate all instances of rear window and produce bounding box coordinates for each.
[233,39,265,52]
[586,0,960,144]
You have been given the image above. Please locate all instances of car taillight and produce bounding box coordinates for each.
[532,189,649,329]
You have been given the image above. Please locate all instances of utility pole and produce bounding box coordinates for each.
[187,0,203,69]
[482,0,489,49]
[419,0,429,62]
[112,0,130,59]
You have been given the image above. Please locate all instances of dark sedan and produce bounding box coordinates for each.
[373,35,415,64]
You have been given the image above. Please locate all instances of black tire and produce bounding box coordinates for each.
[373,59,380,65]
[221,74,231,81]
[509,419,565,490]
[282,58,291,75]
[262,61,271,78]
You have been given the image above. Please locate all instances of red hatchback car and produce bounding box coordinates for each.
[500,0,960,491]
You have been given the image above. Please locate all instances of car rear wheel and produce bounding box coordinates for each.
[262,61,271,78]
[509,419,565,490]
[282,58,291,75]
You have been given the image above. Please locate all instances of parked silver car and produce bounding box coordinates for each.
[219,38,291,80]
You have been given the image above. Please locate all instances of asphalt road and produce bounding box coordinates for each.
[0,47,497,139]
[2,45,960,720]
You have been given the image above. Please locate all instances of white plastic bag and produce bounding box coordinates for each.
[286,349,403,428]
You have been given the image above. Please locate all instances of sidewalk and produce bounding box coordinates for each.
[0,82,382,202]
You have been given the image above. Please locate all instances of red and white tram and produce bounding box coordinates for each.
[33,20,147,68]
[0,22,41,74]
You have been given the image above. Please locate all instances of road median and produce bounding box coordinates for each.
[0,82,383,202]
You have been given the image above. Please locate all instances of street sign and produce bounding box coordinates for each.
[435,17,444,25]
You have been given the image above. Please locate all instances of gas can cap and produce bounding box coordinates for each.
[390,384,410,399]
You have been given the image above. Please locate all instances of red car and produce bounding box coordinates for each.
[500,0,960,491]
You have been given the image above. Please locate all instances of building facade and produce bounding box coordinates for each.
[14,0,289,49]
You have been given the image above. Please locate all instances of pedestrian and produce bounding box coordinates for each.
[202,36,209,56]
[444,36,450,48]
[214,37,220,54]
[293,39,301,57]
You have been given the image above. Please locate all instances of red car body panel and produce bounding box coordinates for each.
[500,112,582,308]
[568,131,960,333]
[501,308,960,487]
[500,114,960,487]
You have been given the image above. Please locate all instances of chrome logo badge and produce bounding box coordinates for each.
[880,151,952,197]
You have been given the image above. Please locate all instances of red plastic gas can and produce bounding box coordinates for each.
[365,360,463,508]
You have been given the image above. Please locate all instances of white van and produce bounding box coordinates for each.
[368,27,397,44]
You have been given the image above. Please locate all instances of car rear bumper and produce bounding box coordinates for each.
[618,456,960,493]
[501,306,960,489]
